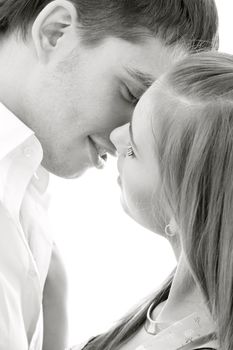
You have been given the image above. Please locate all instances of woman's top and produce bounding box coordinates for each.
[67,307,219,350]
[134,308,218,350]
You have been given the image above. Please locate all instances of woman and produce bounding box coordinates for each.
[70,51,233,350]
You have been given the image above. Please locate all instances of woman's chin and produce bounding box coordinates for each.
[120,196,137,223]
[120,196,146,227]
[120,196,130,215]
[120,196,168,237]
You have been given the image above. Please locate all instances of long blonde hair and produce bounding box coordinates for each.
[85,52,233,350]
[84,54,233,350]
[157,51,233,350]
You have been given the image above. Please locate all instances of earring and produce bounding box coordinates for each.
[165,224,176,237]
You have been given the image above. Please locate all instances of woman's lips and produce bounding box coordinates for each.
[117,156,124,174]
[117,157,124,186]
[117,176,122,186]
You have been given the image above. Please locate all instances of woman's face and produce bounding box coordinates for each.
[110,83,166,233]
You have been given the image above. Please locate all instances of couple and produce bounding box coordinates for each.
[0,0,230,349]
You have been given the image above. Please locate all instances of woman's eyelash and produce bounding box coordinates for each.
[127,145,135,157]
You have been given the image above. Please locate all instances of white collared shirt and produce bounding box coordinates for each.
[0,103,53,350]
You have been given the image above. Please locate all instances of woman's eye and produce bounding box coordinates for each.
[127,145,135,158]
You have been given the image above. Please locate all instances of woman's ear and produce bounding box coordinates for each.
[165,216,181,259]
[31,0,78,63]
[169,217,179,234]
[165,217,179,237]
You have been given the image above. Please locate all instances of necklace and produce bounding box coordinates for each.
[144,301,171,335]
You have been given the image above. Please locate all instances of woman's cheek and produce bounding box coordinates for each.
[124,182,155,227]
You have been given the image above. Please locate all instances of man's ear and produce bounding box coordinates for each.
[31,0,78,63]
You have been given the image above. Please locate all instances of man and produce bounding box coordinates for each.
[0,0,218,350]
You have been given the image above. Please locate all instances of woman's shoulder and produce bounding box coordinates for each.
[67,343,218,350]
[193,348,217,350]
[65,341,88,350]
[65,345,82,350]
[67,336,97,350]
[192,337,218,350]
[66,344,86,350]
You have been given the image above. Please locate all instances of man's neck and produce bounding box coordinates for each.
[0,34,30,121]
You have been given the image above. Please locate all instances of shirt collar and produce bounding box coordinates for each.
[0,102,48,222]
[0,103,34,160]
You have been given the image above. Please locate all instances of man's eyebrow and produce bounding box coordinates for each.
[125,67,156,90]
[129,121,138,153]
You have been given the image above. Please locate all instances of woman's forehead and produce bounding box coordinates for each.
[134,82,166,125]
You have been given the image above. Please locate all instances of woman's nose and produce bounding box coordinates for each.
[110,123,130,154]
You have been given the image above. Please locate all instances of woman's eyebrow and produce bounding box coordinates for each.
[125,67,155,90]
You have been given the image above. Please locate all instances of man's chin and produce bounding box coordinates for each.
[42,159,91,179]
[56,166,91,179]
[61,171,86,179]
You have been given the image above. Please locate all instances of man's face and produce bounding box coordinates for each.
[23,36,184,178]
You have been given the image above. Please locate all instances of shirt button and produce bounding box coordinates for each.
[23,147,33,158]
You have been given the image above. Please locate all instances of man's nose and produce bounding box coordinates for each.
[110,123,130,154]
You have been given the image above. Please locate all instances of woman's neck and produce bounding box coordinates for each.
[153,252,210,323]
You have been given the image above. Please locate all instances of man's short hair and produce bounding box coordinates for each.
[0,0,219,51]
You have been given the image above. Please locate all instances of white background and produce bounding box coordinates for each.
[48,0,233,345]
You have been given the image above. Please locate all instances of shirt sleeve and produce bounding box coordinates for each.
[0,203,37,350]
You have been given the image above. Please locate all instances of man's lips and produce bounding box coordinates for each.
[88,136,116,169]
[89,136,117,157]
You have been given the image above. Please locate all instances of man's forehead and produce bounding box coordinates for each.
[121,37,179,86]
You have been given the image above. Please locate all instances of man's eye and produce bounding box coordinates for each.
[127,145,135,158]
[127,89,138,105]
[122,85,139,105]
